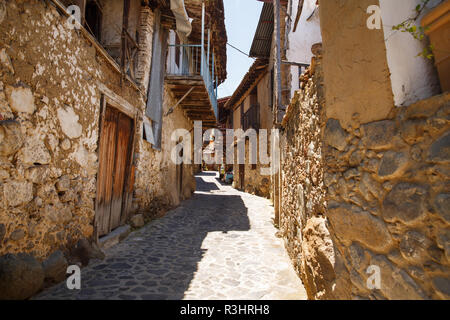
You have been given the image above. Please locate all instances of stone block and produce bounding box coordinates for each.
[327,202,393,252]
[0,120,24,156]
[324,119,348,151]
[361,120,396,150]
[382,183,428,224]
[56,175,71,192]
[42,250,68,285]
[0,253,44,300]
[434,193,450,223]
[0,223,5,242]
[428,132,450,163]
[5,85,36,114]
[130,214,145,228]
[399,230,432,263]
[370,255,427,300]
[18,134,51,165]
[3,180,33,207]
[431,276,450,299]
[57,105,82,139]
[25,165,50,184]
[378,151,409,178]
[10,228,25,241]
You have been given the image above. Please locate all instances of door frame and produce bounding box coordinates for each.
[94,83,138,243]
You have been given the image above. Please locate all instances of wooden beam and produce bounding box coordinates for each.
[231,69,267,112]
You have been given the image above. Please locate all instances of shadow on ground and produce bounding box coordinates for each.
[36,173,250,300]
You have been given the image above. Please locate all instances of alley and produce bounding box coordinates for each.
[35,172,307,300]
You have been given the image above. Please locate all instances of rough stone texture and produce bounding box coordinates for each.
[42,250,68,285]
[281,37,450,299]
[280,53,336,299]
[328,202,393,252]
[133,86,196,216]
[361,120,397,150]
[0,253,44,299]
[0,1,193,264]
[233,138,272,199]
[323,92,450,299]
[324,119,348,151]
[130,214,145,228]
[0,119,24,156]
[382,183,428,224]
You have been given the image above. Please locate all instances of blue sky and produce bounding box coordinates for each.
[217,0,263,99]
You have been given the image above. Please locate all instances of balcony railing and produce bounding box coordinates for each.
[167,44,218,119]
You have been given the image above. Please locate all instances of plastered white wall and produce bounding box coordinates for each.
[379,0,442,107]
[286,0,322,99]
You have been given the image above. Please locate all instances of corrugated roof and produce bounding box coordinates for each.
[249,3,274,58]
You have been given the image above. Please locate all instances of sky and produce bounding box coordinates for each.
[217,0,263,99]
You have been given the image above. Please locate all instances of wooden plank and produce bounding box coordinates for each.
[96,81,137,117]
[97,107,118,236]
[110,111,133,231]
[94,94,107,241]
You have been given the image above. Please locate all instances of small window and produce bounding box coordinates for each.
[175,34,180,68]
[85,0,102,41]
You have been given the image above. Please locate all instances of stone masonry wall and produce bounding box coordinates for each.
[0,0,145,260]
[323,92,450,300]
[233,139,271,198]
[133,86,196,217]
[280,51,337,299]
[281,41,450,300]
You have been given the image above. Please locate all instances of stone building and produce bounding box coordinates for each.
[224,58,273,198]
[279,0,449,300]
[0,0,226,298]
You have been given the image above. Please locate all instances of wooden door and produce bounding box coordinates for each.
[97,106,134,237]
[239,164,245,190]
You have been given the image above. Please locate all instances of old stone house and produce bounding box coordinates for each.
[224,0,320,201]
[0,0,226,283]
[224,58,273,197]
[279,0,449,299]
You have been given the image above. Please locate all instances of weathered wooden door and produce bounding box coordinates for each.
[239,164,245,190]
[97,106,134,237]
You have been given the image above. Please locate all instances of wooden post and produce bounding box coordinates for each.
[121,0,131,85]
[273,0,282,125]
[212,53,215,88]
[201,1,205,75]
[207,28,211,71]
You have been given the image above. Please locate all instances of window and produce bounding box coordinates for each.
[175,34,180,68]
[85,1,102,41]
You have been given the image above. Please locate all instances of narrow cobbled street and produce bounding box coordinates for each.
[35,172,306,300]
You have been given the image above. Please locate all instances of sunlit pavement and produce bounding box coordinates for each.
[35,172,307,300]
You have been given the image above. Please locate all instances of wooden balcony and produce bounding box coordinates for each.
[165,44,218,128]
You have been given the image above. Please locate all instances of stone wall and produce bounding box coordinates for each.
[133,86,196,217]
[0,0,144,260]
[323,92,450,299]
[281,37,450,299]
[280,50,336,299]
[232,139,271,198]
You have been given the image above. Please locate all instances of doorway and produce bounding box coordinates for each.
[96,105,134,237]
[239,164,245,190]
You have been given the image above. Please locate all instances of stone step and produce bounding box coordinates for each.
[98,225,131,250]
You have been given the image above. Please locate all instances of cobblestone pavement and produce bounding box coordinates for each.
[36,172,307,300]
